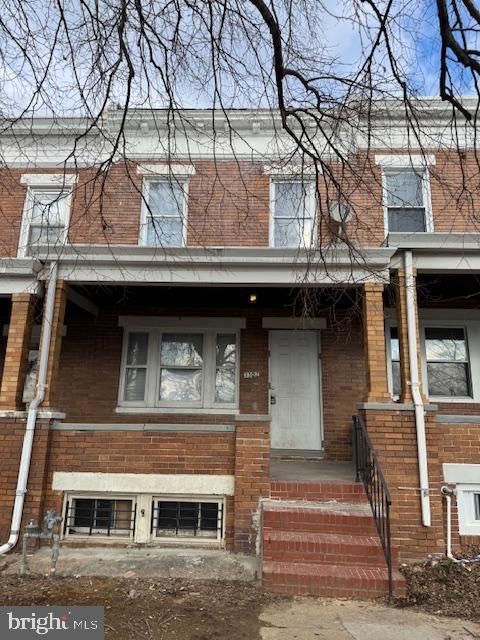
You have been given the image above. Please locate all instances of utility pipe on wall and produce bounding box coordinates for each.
[404,250,431,527]
[0,261,58,555]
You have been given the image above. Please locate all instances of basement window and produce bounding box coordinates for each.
[151,498,224,541]
[64,496,136,538]
[457,485,480,536]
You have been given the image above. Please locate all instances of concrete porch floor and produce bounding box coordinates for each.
[270,458,357,483]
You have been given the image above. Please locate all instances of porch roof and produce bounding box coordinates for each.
[30,245,394,286]
[388,232,480,273]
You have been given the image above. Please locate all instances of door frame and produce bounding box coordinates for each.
[268,328,324,452]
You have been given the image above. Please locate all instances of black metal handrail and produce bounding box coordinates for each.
[353,414,393,598]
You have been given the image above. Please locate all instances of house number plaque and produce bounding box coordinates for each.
[243,371,260,379]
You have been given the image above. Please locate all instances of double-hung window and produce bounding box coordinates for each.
[19,188,71,257]
[271,180,316,248]
[384,169,430,233]
[424,327,472,398]
[142,180,187,247]
[120,328,238,410]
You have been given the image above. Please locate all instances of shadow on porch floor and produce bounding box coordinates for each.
[270,458,356,484]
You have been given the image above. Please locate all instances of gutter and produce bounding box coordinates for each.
[0,261,58,555]
[404,250,431,526]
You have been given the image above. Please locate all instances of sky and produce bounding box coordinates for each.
[0,0,477,119]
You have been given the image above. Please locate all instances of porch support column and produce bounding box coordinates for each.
[0,293,37,409]
[42,280,68,409]
[394,268,425,404]
[363,283,390,402]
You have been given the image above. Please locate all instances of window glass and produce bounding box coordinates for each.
[124,332,148,401]
[161,334,203,367]
[215,334,236,403]
[425,327,471,397]
[274,182,306,218]
[475,494,480,521]
[389,327,401,397]
[145,181,185,247]
[385,171,424,207]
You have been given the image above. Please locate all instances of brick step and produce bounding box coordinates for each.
[263,530,397,566]
[262,561,406,598]
[270,481,367,503]
[262,501,378,535]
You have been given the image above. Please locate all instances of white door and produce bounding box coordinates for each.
[270,330,322,451]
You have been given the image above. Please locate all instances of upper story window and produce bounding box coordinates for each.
[383,169,432,233]
[119,327,239,410]
[19,174,76,257]
[137,164,195,249]
[271,180,316,248]
[141,179,187,248]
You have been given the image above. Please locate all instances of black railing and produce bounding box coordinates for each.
[353,414,393,598]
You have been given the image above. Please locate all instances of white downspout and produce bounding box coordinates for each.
[0,261,58,555]
[404,250,431,526]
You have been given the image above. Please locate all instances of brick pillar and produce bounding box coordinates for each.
[394,268,425,404]
[363,283,390,402]
[42,281,68,409]
[0,294,36,409]
[234,420,270,552]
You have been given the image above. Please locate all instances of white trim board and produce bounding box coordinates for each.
[118,316,246,329]
[443,464,480,484]
[52,472,235,496]
[262,317,326,329]
[136,163,196,176]
[20,174,78,186]
[375,154,436,167]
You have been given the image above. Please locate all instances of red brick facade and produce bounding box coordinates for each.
[0,140,480,564]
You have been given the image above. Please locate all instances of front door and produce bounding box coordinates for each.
[270,330,322,452]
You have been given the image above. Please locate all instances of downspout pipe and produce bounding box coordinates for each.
[0,261,58,555]
[404,250,431,527]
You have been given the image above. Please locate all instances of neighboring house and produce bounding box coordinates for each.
[0,100,479,597]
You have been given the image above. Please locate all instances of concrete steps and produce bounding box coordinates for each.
[262,482,406,598]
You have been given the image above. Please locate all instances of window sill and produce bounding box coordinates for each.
[115,406,238,416]
[429,397,477,404]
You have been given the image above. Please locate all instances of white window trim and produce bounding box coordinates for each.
[375,154,436,168]
[269,177,317,248]
[457,484,480,536]
[18,185,74,258]
[63,493,137,540]
[139,176,189,248]
[152,496,225,543]
[381,166,433,236]
[136,164,196,177]
[386,315,480,402]
[118,327,240,411]
[20,174,78,187]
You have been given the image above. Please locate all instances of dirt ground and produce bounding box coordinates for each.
[398,557,480,622]
[0,575,272,640]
